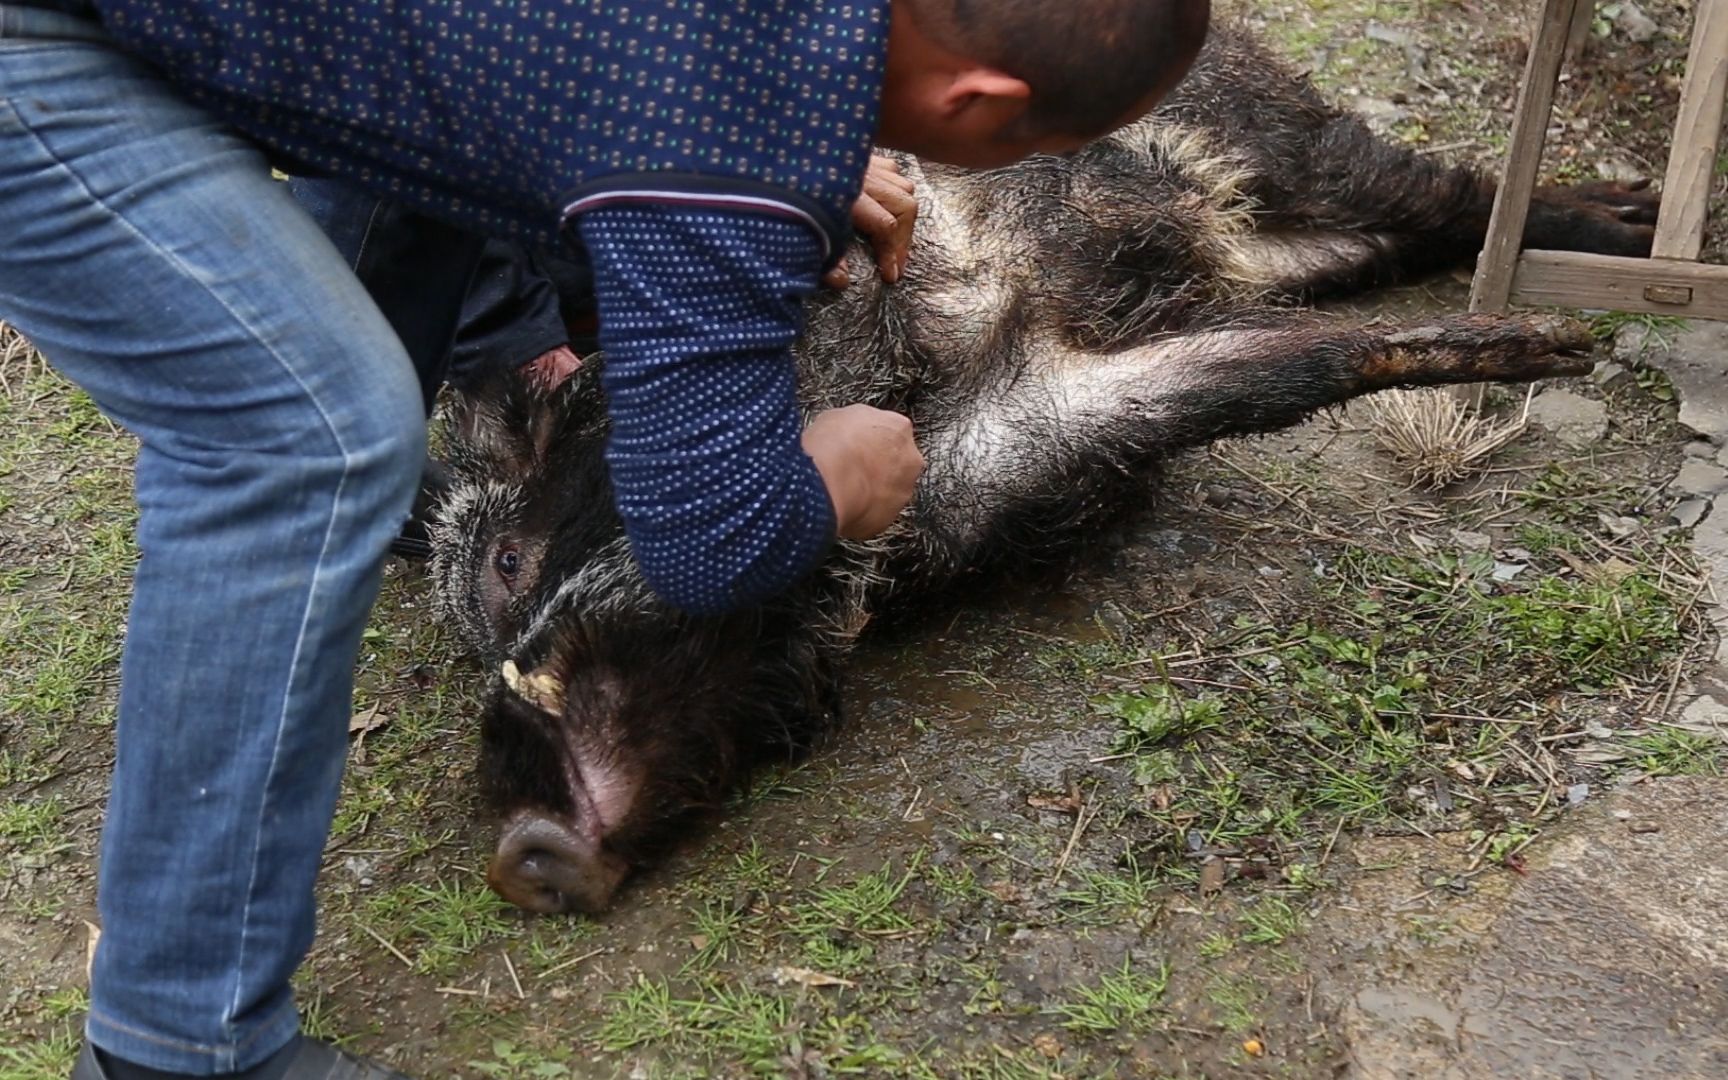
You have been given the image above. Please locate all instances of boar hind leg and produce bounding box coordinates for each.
[1233,118,1658,300]
[912,313,1592,565]
[1123,313,1595,448]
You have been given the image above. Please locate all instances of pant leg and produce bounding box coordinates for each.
[0,21,425,1074]
[446,240,572,390]
[289,177,490,413]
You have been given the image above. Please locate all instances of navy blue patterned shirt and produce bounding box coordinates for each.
[84,0,891,614]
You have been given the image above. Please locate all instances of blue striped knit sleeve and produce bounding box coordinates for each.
[574,204,837,616]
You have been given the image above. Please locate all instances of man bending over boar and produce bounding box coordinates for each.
[0,0,1210,1076]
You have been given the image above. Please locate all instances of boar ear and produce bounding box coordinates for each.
[501,659,566,716]
[450,376,563,474]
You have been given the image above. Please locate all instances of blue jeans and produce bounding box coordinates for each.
[0,8,426,1073]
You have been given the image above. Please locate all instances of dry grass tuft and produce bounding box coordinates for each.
[1369,387,1531,489]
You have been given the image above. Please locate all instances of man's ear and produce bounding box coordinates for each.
[938,68,1032,121]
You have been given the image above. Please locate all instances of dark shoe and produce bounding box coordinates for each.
[72,1037,416,1080]
[388,458,451,562]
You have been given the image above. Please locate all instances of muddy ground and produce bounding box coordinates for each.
[2,2,1725,1078]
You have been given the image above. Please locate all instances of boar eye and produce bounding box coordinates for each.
[494,542,522,582]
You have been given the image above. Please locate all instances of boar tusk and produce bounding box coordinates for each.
[500,659,565,714]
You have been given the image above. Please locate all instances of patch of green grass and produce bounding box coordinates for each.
[1029,632,1140,681]
[1044,958,1170,1035]
[39,987,87,1021]
[2,615,124,728]
[595,976,901,1077]
[360,877,518,975]
[0,1025,80,1080]
[0,796,67,855]
[1056,850,1167,924]
[784,860,919,976]
[1206,975,1264,1034]
[923,859,987,908]
[1239,896,1304,946]
[1513,522,1588,556]
[1586,311,1687,357]
[297,988,363,1048]
[683,896,758,972]
[791,860,917,937]
[1096,683,1227,752]
[467,1039,574,1079]
[1627,727,1723,776]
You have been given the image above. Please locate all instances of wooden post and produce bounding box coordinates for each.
[1456,0,1584,406]
[1470,0,1585,315]
[1565,0,1595,59]
[1650,0,1728,262]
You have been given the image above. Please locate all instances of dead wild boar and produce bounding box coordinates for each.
[429,24,1656,914]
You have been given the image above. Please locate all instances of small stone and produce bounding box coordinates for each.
[1592,361,1634,391]
[1629,821,1662,834]
[1612,808,1634,820]
[1685,440,1716,459]
[1351,95,1410,134]
[1672,498,1711,529]
[1365,21,1413,46]
[1597,513,1641,539]
[1611,322,1654,365]
[1671,459,1728,498]
[1595,158,1644,184]
[1681,695,1728,727]
[1566,783,1590,806]
[1492,561,1528,582]
[1527,389,1609,449]
[1450,529,1492,552]
[1257,566,1285,580]
[1615,1,1659,42]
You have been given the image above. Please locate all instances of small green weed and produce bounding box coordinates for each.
[0,797,67,855]
[0,1025,80,1080]
[360,878,517,975]
[1627,727,1722,776]
[467,1040,573,1079]
[1239,895,1304,946]
[1045,958,1170,1034]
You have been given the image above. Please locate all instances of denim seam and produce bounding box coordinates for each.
[351,196,386,273]
[87,998,298,1058]
[8,95,358,1061]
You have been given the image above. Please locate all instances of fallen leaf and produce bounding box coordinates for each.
[985,881,1022,903]
[1032,1033,1063,1059]
[1243,1038,1266,1057]
[84,920,101,981]
[1200,856,1226,896]
[1027,791,1082,814]
[348,705,391,738]
[770,966,856,989]
[688,934,710,952]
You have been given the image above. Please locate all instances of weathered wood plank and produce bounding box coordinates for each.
[1651,0,1728,261]
[1509,249,1728,319]
[1469,0,1587,314]
[1565,0,1595,58]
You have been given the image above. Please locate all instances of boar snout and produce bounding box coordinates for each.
[487,810,630,914]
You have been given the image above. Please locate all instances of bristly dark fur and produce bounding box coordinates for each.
[431,20,1654,909]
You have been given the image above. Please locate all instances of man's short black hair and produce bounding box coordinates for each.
[912,0,1212,136]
